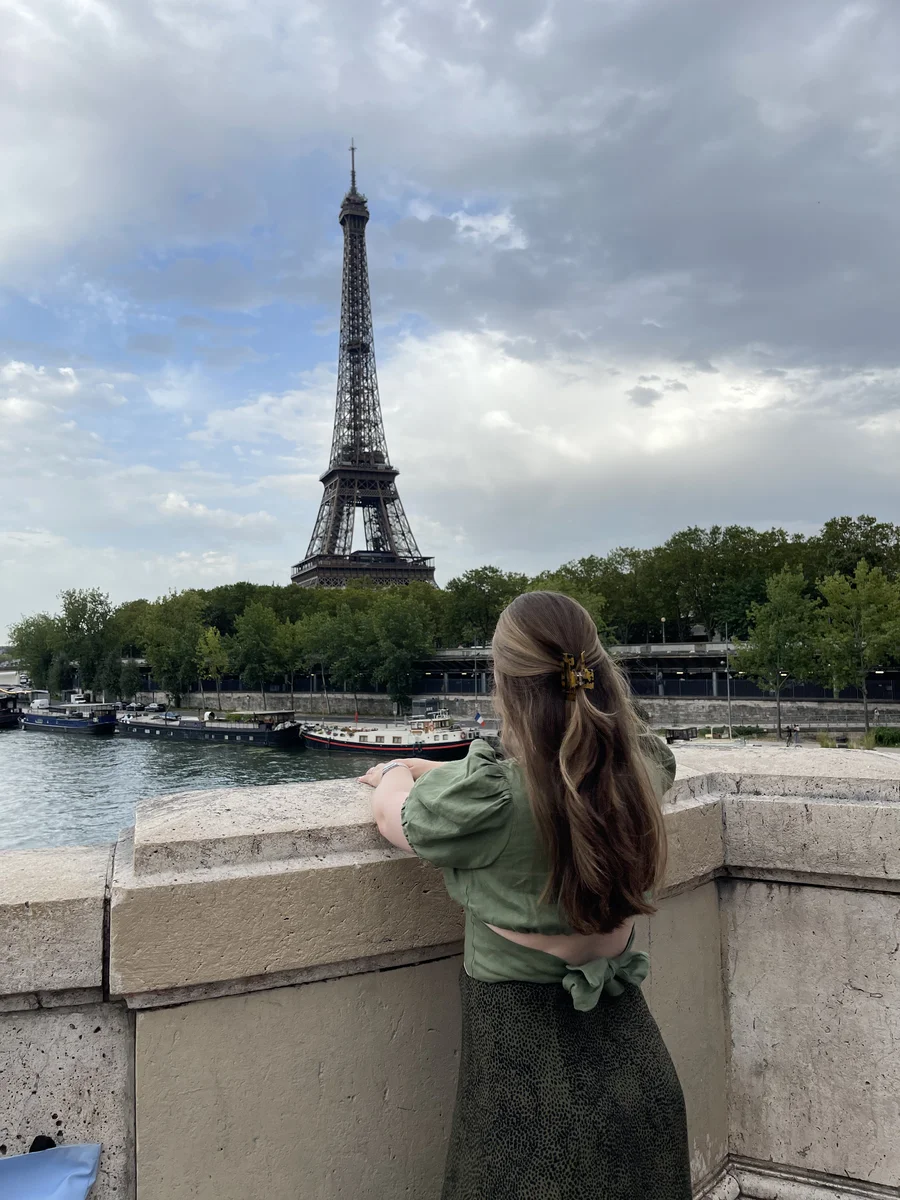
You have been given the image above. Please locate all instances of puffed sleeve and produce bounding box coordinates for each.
[638,728,676,797]
[401,740,513,869]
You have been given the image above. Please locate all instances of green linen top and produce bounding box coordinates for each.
[400,732,676,1011]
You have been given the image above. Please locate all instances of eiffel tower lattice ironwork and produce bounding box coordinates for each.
[292,143,435,589]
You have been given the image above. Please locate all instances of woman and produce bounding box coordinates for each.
[359,591,691,1199]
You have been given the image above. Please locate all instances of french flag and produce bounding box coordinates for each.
[474,711,486,727]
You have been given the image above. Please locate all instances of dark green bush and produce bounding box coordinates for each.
[873,726,900,747]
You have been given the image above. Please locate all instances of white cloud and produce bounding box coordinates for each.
[451,208,528,249]
[156,491,277,534]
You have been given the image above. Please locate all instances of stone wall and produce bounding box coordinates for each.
[639,695,900,730]
[147,690,900,732]
[3,762,900,1198]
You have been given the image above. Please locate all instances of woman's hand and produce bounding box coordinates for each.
[357,764,387,788]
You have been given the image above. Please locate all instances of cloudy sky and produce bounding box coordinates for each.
[3,0,900,637]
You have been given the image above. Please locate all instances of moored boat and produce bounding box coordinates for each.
[302,708,479,760]
[21,703,117,735]
[117,710,302,749]
[0,688,24,730]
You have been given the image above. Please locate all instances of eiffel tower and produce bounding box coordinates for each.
[291,144,435,589]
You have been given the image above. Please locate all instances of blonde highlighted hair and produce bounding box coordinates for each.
[492,591,666,933]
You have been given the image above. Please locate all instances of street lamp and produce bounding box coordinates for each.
[660,617,666,645]
[724,621,733,740]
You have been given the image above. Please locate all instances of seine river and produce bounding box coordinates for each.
[0,728,375,851]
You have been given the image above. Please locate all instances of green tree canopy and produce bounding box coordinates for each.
[8,612,61,689]
[143,590,206,707]
[232,601,281,709]
[58,588,115,689]
[370,591,434,708]
[445,566,529,645]
[733,568,820,737]
[197,626,230,709]
[119,659,143,702]
[817,561,900,731]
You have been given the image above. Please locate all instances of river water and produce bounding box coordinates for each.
[0,728,375,851]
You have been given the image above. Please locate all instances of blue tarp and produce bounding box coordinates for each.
[0,1144,101,1198]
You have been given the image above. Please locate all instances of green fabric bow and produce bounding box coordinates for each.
[562,948,650,1012]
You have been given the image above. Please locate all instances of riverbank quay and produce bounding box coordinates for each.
[140,689,900,734]
[2,748,900,1198]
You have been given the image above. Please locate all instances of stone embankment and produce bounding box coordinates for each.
[2,746,900,1198]
[143,690,900,733]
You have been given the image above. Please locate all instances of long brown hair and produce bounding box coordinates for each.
[492,591,666,934]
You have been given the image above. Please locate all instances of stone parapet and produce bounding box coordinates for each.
[0,843,112,1006]
[3,759,900,1198]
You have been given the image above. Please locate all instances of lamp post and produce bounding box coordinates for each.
[661,617,666,645]
[725,622,733,740]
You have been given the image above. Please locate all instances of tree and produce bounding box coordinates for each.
[809,515,900,581]
[113,599,151,659]
[273,619,310,711]
[328,607,377,710]
[445,566,529,645]
[58,588,115,690]
[197,626,229,710]
[97,650,124,700]
[370,591,434,710]
[232,602,281,709]
[733,569,820,738]
[526,570,609,640]
[47,650,76,699]
[142,590,206,707]
[119,660,143,703]
[8,612,62,688]
[817,561,900,732]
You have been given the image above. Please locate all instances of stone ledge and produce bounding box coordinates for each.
[724,795,900,886]
[0,844,112,998]
[109,828,465,997]
[131,778,382,877]
[732,1160,898,1199]
[122,942,463,1009]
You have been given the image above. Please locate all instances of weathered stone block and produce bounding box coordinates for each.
[647,882,729,1190]
[0,1002,134,1199]
[0,844,111,997]
[135,957,461,1200]
[724,795,900,885]
[722,879,900,1187]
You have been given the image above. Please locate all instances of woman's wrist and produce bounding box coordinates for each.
[381,760,411,776]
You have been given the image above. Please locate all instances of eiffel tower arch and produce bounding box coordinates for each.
[291,145,435,589]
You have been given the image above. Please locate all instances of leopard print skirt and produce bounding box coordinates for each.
[441,970,692,1200]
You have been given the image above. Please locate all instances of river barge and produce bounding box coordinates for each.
[117,710,302,749]
[21,703,117,735]
[302,708,478,760]
[0,688,24,730]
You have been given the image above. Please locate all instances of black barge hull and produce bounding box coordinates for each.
[118,720,301,748]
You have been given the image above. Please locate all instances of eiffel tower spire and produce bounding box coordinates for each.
[291,146,435,588]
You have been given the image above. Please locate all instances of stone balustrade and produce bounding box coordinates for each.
[2,755,900,1199]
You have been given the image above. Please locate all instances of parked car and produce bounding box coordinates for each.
[124,702,145,712]
[144,702,165,713]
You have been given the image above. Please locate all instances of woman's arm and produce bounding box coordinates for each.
[358,762,415,851]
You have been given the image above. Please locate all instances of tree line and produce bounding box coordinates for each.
[8,515,900,719]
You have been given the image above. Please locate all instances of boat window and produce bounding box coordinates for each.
[359,736,368,743]
[375,736,384,743]
[249,736,254,742]
[392,737,402,744]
